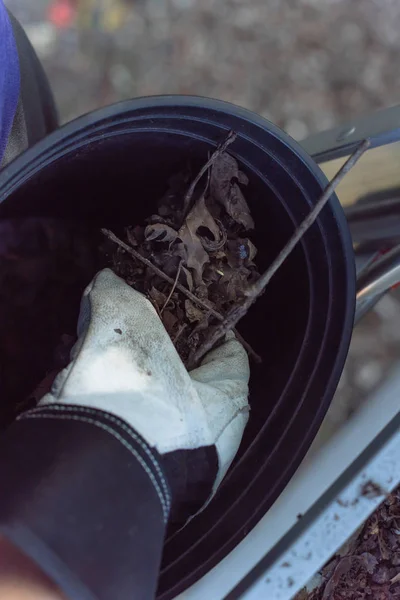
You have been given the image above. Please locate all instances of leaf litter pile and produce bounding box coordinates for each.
[102,136,369,368]
[296,485,400,600]
[0,136,367,425]
[102,134,261,368]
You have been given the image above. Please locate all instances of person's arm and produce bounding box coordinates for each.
[0,269,250,600]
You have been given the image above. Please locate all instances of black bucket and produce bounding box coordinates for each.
[0,96,355,598]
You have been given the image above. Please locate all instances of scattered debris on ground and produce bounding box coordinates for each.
[297,486,400,600]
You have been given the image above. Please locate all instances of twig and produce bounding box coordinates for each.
[161,260,182,315]
[101,228,262,364]
[182,130,237,218]
[234,331,262,364]
[190,139,370,367]
[173,323,187,345]
[102,228,224,317]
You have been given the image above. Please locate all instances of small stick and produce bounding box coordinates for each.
[102,228,224,318]
[234,331,262,364]
[161,260,183,315]
[182,130,237,218]
[173,323,187,345]
[190,139,370,367]
[101,228,262,364]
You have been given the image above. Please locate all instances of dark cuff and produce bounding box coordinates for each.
[0,404,171,600]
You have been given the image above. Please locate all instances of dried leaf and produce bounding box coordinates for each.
[126,226,139,247]
[190,311,211,336]
[172,242,187,262]
[184,299,204,323]
[372,564,390,584]
[210,152,254,230]
[145,223,178,243]
[220,266,251,302]
[151,250,180,278]
[181,266,194,291]
[178,195,221,284]
[379,529,391,560]
[247,239,258,262]
[359,552,379,574]
[162,310,177,335]
[149,287,167,308]
[391,571,400,584]
[322,556,360,600]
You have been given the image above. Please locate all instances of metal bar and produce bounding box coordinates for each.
[300,106,400,210]
[226,413,400,600]
[355,245,400,323]
[177,364,400,600]
[301,104,400,162]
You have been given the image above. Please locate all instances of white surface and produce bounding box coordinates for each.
[243,417,400,599]
[177,365,400,599]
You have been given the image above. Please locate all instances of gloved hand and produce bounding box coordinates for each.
[39,268,250,521]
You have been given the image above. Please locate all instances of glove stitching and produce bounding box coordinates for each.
[17,413,170,521]
[25,404,170,505]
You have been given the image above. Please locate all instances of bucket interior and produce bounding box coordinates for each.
[0,100,354,598]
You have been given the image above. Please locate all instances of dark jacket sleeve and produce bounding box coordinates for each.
[0,404,171,600]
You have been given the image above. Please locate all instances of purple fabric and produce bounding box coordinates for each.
[0,0,20,164]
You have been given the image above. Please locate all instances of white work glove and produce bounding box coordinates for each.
[39,268,250,512]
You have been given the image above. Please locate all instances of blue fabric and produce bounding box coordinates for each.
[0,0,20,164]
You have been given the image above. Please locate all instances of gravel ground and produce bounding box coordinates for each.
[6,0,400,137]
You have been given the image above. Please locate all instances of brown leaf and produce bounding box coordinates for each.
[149,287,167,308]
[210,152,254,230]
[247,239,258,262]
[220,265,251,302]
[171,242,187,262]
[145,223,178,243]
[359,552,378,574]
[379,529,391,561]
[126,228,138,247]
[181,266,194,291]
[178,195,221,285]
[322,556,361,599]
[184,299,204,323]
[391,571,400,585]
[190,311,211,336]
[162,310,177,335]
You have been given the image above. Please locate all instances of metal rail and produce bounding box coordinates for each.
[355,245,400,323]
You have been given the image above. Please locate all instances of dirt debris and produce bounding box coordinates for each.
[296,486,400,600]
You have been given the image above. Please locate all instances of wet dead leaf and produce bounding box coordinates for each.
[210,152,254,230]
